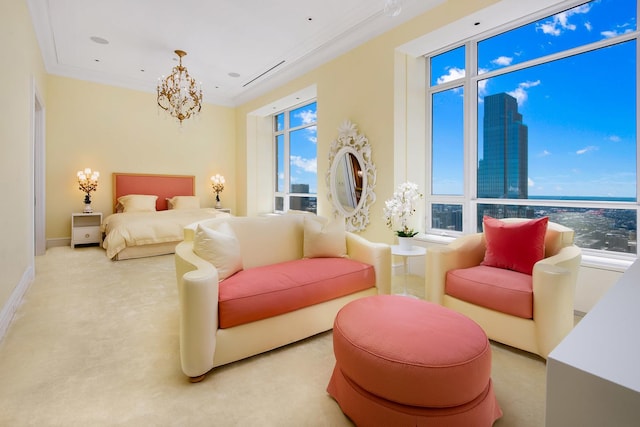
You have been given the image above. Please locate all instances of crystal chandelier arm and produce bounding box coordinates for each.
[157,50,202,123]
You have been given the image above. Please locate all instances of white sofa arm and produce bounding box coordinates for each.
[532,245,582,357]
[346,232,391,295]
[175,241,220,380]
[425,233,486,304]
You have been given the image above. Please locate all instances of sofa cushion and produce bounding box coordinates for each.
[193,222,243,281]
[303,216,347,258]
[445,265,533,319]
[218,258,375,328]
[481,216,548,275]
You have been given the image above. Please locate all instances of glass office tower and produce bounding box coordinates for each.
[478,92,528,199]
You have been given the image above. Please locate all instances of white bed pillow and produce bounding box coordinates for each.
[193,222,243,281]
[117,194,158,212]
[303,216,347,258]
[167,195,200,210]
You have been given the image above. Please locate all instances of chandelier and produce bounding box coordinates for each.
[157,50,202,124]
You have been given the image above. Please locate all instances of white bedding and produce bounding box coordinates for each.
[102,208,227,259]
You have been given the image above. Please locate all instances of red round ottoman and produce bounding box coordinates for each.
[327,295,502,426]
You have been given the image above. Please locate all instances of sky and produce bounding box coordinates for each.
[430,0,637,200]
[277,102,318,194]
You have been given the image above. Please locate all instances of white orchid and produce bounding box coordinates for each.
[383,182,423,237]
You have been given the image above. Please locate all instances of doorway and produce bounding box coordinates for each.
[33,80,45,256]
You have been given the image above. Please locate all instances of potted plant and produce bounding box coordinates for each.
[383,181,423,249]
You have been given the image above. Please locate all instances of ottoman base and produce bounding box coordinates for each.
[327,366,502,427]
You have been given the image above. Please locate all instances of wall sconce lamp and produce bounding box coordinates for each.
[77,168,99,213]
[210,174,225,209]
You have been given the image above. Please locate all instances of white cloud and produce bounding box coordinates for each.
[492,56,513,66]
[536,4,591,36]
[290,155,317,173]
[477,69,490,101]
[608,135,621,143]
[306,125,317,144]
[601,28,634,39]
[585,21,592,31]
[528,178,535,187]
[539,149,551,157]
[576,145,598,155]
[520,80,541,89]
[507,80,541,106]
[296,109,317,125]
[437,67,465,84]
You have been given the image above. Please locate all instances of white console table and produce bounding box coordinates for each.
[546,258,640,426]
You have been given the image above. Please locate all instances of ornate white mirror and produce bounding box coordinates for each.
[326,120,376,231]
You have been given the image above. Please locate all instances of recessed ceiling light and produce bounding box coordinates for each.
[90,36,109,45]
[228,72,240,78]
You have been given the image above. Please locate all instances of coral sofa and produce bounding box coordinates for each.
[175,214,391,381]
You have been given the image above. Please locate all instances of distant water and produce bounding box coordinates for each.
[528,195,637,202]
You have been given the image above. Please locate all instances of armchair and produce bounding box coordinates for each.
[425,218,581,359]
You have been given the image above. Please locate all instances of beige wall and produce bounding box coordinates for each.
[0,0,47,320]
[45,76,236,241]
[235,0,500,245]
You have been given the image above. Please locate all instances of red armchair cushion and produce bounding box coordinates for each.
[446,265,533,319]
[481,216,548,275]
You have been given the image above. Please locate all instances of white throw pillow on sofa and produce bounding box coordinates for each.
[303,216,347,258]
[193,222,243,281]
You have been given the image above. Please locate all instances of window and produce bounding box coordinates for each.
[427,0,638,256]
[274,101,318,213]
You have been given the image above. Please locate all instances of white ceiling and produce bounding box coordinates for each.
[27,0,445,106]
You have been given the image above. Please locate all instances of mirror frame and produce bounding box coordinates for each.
[326,120,376,231]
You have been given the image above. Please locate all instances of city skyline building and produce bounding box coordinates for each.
[478,92,529,199]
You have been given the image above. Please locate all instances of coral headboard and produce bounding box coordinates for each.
[112,173,195,212]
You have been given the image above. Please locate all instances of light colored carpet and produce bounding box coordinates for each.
[0,246,548,426]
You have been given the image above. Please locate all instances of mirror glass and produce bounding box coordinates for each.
[332,150,364,214]
[326,120,376,231]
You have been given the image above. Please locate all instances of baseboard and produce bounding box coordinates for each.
[46,237,70,248]
[0,264,35,342]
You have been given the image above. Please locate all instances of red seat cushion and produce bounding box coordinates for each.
[446,265,533,319]
[332,295,492,408]
[218,258,375,328]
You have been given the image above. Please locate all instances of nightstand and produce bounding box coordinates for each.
[71,212,103,248]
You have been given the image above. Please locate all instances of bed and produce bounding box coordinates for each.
[102,173,228,260]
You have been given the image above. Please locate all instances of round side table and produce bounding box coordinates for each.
[390,245,426,297]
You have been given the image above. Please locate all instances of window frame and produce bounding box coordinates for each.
[424,0,640,260]
[273,99,318,213]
